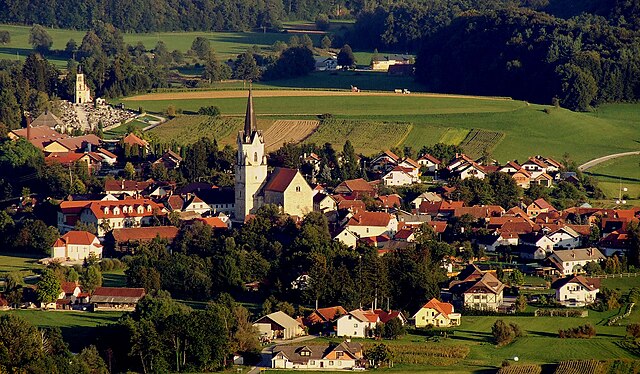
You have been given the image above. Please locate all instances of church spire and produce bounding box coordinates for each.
[244,87,257,136]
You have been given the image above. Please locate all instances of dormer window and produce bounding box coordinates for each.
[113,207,120,215]
[147,205,152,212]
[103,207,109,214]
[138,206,144,214]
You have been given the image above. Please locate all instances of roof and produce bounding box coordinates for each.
[104,179,154,192]
[552,248,605,262]
[348,309,379,323]
[373,309,403,324]
[10,125,68,149]
[196,188,235,204]
[195,217,228,229]
[531,198,555,211]
[31,110,64,128]
[394,228,415,240]
[165,195,185,211]
[306,306,348,324]
[464,272,505,295]
[53,134,101,151]
[97,148,118,159]
[53,231,100,247]
[418,153,441,164]
[377,194,402,208]
[273,342,362,364]
[348,211,392,227]
[264,168,299,193]
[400,157,420,168]
[60,282,80,294]
[417,298,454,318]
[552,275,600,291]
[122,133,149,147]
[111,226,179,242]
[256,311,301,330]
[523,157,548,168]
[454,205,504,219]
[336,178,375,194]
[91,287,146,302]
[86,199,165,219]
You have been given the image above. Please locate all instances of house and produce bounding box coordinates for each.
[153,150,183,169]
[45,152,106,173]
[304,306,348,334]
[52,231,103,261]
[196,188,235,215]
[526,198,556,218]
[336,309,379,338]
[272,341,363,370]
[413,298,461,328]
[313,193,337,213]
[411,192,442,209]
[334,178,376,198]
[547,226,582,249]
[532,173,554,187]
[182,195,210,215]
[263,167,314,217]
[107,226,179,253]
[374,309,407,325]
[511,169,531,188]
[122,133,149,151]
[521,157,549,174]
[394,228,416,242]
[194,216,230,230]
[519,232,555,256]
[448,265,505,312]
[477,232,519,252]
[31,110,64,130]
[383,166,418,186]
[417,154,441,172]
[333,228,359,249]
[314,56,339,71]
[8,124,68,149]
[453,205,504,220]
[58,199,166,237]
[91,287,146,310]
[370,150,401,172]
[457,162,487,180]
[598,231,630,256]
[371,54,412,71]
[254,311,305,340]
[43,134,101,153]
[346,211,398,238]
[548,248,606,276]
[552,275,599,307]
[535,155,563,173]
[104,179,154,196]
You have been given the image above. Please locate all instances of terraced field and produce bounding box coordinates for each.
[263,120,319,151]
[459,129,505,158]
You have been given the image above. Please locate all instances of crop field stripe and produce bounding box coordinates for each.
[263,120,320,151]
[438,128,471,145]
[393,123,414,148]
[459,129,505,158]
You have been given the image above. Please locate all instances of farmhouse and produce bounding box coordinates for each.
[254,311,305,340]
[448,265,505,312]
[334,178,376,198]
[272,341,363,370]
[336,309,379,338]
[526,198,556,218]
[413,298,461,328]
[552,275,600,307]
[346,211,398,238]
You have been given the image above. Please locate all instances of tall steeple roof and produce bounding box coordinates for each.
[244,88,257,135]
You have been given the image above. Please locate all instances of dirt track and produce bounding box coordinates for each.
[124,90,514,101]
[579,151,640,171]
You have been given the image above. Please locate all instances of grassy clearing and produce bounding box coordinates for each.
[102,269,127,288]
[304,119,412,155]
[103,119,147,139]
[0,253,44,276]
[439,128,470,145]
[584,155,640,200]
[601,275,640,294]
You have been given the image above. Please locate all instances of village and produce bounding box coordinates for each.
[1,80,639,372]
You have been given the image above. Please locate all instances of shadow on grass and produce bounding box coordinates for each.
[583,171,640,183]
[102,273,126,287]
[450,330,492,343]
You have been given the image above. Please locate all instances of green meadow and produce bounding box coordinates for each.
[585,154,640,200]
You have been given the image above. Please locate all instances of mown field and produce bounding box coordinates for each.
[584,154,640,200]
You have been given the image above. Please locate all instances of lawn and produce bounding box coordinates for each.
[0,252,44,276]
[584,154,640,200]
[601,275,640,294]
[103,119,148,139]
[102,269,127,287]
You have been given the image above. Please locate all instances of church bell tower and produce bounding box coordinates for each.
[234,89,267,221]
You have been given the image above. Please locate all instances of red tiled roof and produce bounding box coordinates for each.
[400,157,420,168]
[104,179,154,192]
[264,168,299,192]
[421,298,454,317]
[338,178,374,193]
[454,205,504,219]
[502,160,521,170]
[53,134,101,151]
[92,287,145,298]
[374,309,402,323]
[97,148,117,159]
[377,194,402,208]
[533,198,555,211]
[111,226,179,242]
[61,282,80,294]
[122,133,148,147]
[348,211,392,227]
[418,153,441,164]
[382,150,400,162]
[195,217,228,229]
[54,231,100,247]
[337,199,366,212]
[10,125,67,149]
[394,228,414,240]
[88,199,164,219]
[524,157,548,168]
[427,221,447,233]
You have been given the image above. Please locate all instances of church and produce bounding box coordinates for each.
[75,66,91,104]
[234,90,313,222]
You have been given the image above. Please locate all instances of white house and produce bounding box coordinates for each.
[346,211,398,238]
[417,154,441,172]
[333,228,359,249]
[552,275,599,307]
[457,163,486,180]
[336,309,379,338]
[182,195,210,215]
[52,231,103,260]
[547,226,582,249]
[313,193,337,213]
[548,248,606,276]
[272,341,363,370]
[382,166,417,186]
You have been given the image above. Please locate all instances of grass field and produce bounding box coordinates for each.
[148,115,247,146]
[0,253,44,276]
[103,119,148,139]
[439,128,471,145]
[584,154,640,200]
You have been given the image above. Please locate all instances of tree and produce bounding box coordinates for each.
[0,31,10,44]
[628,323,640,339]
[197,106,221,117]
[515,295,527,312]
[365,343,392,367]
[489,172,522,209]
[300,34,314,50]
[65,39,77,54]
[233,51,261,81]
[0,314,43,371]
[191,36,211,59]
[383,318,406,339]
[265,46,315,79]
[321,35,332,49]
[29,25,53,53]
[492,320,522,346]
[341,139,360,180]
[75,345,109,373]
[337,44,356,68]
[315,14,331,31]
[509,269,524,286]
[37,269,61,304]
[83,265,103,293]
[124,162,136,180]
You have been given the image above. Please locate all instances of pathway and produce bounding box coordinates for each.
[248,335,318,374]
[74,104,90,132]
[578,151,640,171]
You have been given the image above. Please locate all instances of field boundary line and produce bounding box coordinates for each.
[395,123,414,148]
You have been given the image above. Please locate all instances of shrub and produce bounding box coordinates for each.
[492,320,523,346]
[315,14,330,31]
[558,323,596,338]
[100,258,114,272]
[197,106,221,117]
[627,323,640,339]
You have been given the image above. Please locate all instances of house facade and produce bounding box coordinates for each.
[272,341,363,370]
[553,275,599,307]
[52,231,103,260]
[254,311,305,340]
[413,298,461,328]
[336,309,379,338]
[548,248,606,276]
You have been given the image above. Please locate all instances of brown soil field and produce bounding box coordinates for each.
[125,90,513,101]
[263,120,320,151]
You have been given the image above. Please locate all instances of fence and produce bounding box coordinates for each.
[591,273,640,279]
[534,309,588,317]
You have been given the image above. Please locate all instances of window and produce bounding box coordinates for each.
[296,186,301,192]
[329,361,334,366]
[254,152,258,162]
[354,323,358,328]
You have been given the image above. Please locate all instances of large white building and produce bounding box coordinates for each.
[52,231,103,260]
[75,67,91,104]
[234,91,313,221]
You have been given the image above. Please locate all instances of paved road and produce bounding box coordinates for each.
[578,151,640,171]
[248,335,318,374]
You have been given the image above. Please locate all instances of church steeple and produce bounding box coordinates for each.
[244,88,257,136]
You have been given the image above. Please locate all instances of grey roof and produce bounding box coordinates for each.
[255,311,300,330]
[273,342,362,364]
[552,248,605,262]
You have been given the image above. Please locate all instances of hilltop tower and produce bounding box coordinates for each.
[234,89,267,221]
[75,66,91,104]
